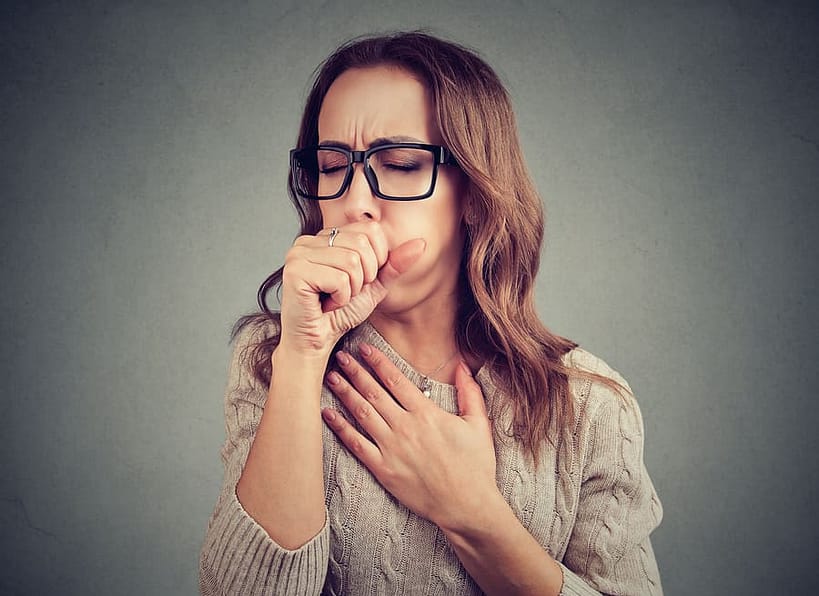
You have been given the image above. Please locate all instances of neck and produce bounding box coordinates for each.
[368,302,460,380]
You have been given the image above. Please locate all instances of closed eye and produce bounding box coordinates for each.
[382,161,421,172]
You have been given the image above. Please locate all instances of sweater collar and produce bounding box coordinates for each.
[341,320,498,415]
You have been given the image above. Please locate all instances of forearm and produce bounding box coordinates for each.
[442,492,564,596]
[236,341,329,549]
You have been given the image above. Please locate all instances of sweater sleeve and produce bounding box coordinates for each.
[199,322,330,595]
[558,360,664,596]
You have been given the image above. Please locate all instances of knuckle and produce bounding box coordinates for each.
[353,233,371,251]
[334,269,350,286]
[349,437,366,456]
[355,404,371,420]
[283,248,300,265]
[379,465,395,483]
[343,250,361,270]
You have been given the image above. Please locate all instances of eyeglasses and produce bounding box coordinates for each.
[290,143,458,201]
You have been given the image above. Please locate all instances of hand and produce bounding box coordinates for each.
[322,343,500,533]
[279,222,426,355]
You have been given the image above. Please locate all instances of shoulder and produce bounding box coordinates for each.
[558,350,664,594]
[561,346,628,384]
[560,346,645,441]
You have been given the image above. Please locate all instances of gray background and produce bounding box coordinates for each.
[2,1,817,594]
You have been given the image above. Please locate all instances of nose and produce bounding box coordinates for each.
[342,163,380,222]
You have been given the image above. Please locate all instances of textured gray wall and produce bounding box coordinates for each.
[2,1,817,594]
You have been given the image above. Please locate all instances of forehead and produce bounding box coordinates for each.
[317,65,441,145]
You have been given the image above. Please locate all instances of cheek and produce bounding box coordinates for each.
[429,206,461,241]
[318,202,341,227]
[385,202,457,239]
[434,183,465,237]
[412,196,465,257]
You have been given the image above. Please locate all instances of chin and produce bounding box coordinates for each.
[373,289,416,315]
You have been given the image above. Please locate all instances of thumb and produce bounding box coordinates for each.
[455,361,488,420]
[376,238,426,289]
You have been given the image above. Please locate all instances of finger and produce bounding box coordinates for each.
[303,246,365,298]
[356,344,426,412]
[284,259,352,309]
[325,368,392,441]
[317,223,387,284]
[346,221,389,270]
[335,351,406,426]
[321,407,383,468]
[347,222,389,281]
[376,238,426,290]
[454,361,488,420]
[325,231,380,285]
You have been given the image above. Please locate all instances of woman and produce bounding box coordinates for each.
[200,31,663,595]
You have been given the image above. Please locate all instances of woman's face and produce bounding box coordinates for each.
[316,65,466,315]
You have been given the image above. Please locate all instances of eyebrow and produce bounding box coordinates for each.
[318,136,427,149]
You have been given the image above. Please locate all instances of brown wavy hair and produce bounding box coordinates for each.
[233,31,625,459]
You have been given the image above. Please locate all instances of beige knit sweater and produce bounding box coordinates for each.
[200,320,664,595]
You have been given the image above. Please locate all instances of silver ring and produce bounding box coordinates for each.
[327,227,339,247]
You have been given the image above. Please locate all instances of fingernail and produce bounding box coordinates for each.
[336,352,350,366]
[322,409,336,422]
[359,344,372,357]
[326,371,340,385]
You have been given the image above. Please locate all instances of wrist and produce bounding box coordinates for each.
[440,491,564,596]
[276,332,334,361]
[273,338,334,374]
[437,487,510,543]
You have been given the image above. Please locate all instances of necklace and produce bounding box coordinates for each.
[417,350,460,398]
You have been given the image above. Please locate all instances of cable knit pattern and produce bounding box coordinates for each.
[199,321,330,596]
[200,320,664,595]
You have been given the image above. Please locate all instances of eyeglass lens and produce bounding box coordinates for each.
[295,147,436,199]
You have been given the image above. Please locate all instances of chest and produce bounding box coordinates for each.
[318,388,580,594]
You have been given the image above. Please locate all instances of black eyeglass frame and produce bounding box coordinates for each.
[290,143,458,201]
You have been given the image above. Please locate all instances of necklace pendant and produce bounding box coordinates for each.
[420,376,431,398]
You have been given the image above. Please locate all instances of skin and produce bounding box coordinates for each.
[315,65,465,320]
[237,65,564,595]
